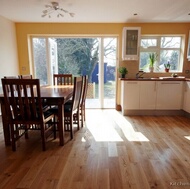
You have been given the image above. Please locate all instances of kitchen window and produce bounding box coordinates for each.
[139,35,184,72]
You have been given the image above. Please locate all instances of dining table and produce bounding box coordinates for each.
[0,84,73,147]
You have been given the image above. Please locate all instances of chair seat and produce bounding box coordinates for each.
[11,110,53,124]
[49,103,72,113]
[44,110,55,118]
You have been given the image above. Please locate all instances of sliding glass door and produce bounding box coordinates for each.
[30,36,117,109]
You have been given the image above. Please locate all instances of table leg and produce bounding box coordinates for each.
[58,99,64,146]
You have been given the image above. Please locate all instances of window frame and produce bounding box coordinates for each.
[140,35,185,73]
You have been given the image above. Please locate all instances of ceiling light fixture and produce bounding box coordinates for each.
[41,2,75,18]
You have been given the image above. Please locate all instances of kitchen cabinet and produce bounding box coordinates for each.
[156,81,183,110]
[122,27,141,60]
[139,81,157,109]
[121,81,140,114]
[183,81,190,113]
[121,80,184,115]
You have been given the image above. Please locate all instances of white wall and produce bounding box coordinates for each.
[0,16,19,114]
[0,16,19,83]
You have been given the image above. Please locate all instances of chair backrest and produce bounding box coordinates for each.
[19,75,33,79]
[1,78,44,122]
[4,76,18,79]
[80,75,88,106]
[53,74,73,85]
[4,76,19,92]
[72,76,83,112]
[19,75,33,89]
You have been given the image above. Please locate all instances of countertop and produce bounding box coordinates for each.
[120,76,190,81]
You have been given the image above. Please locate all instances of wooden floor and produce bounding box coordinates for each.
[0,110,190,189]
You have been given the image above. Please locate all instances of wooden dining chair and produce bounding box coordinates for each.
[50,76,83,139]
[73,75,88,127]
[53,74,73,85]
[1,78,56,151]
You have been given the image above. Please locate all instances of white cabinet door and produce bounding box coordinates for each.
[156,81,183,110]
[140,81,157,109]
[121,81,140,114]
[183,81,190,113]
[122,27,141,60]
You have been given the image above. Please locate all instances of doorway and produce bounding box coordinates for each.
[30,36,117,109]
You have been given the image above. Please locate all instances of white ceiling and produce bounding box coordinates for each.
[0,0,190,23]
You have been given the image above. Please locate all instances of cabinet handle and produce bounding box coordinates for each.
[161,83,180,85]
[127,82,138,84]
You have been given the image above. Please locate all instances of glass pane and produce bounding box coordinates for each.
[32,38,48,85]
[161,37,181,48]
[126,30,138,55]
[140,52,156,72]
[141,39,157,48]
[160,50,179,71]
[56,37,100,108]
[103,38,116,108]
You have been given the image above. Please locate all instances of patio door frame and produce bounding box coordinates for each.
[29,34,119,109]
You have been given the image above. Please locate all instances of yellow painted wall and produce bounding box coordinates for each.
[15,22,190,108]
[16,23,124,74]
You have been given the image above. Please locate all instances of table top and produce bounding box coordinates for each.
[0,85,73,101]
[40,85,73,98]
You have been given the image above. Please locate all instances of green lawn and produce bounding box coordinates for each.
[95,81,116,98]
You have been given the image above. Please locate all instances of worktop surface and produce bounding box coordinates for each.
[120,76,190,81]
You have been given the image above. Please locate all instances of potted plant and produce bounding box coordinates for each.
[164,62,170,72]
[149,52,157,72]
[119,67,128,78]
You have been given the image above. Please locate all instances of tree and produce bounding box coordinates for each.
[169,51,178,70]
[56,38,116,83]
[33,38,47,84]
[56,38,99,82]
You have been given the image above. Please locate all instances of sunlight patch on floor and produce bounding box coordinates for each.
[87,125,123,142]
[85,109,149,142]
[85,110,123,142]
[108,110,150,142]
[125,132,149,142]
[81,137,86,142]
[184,136,190,140]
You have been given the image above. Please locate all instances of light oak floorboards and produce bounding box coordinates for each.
[0,110,190,189]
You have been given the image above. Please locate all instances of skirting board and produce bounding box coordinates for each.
[122,109,185,116]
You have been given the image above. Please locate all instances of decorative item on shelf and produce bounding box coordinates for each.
[136,70,145,79]
[149,52,157,72]
[171,73,178,77]
[164,62,170,72]
[119,67,128,78]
